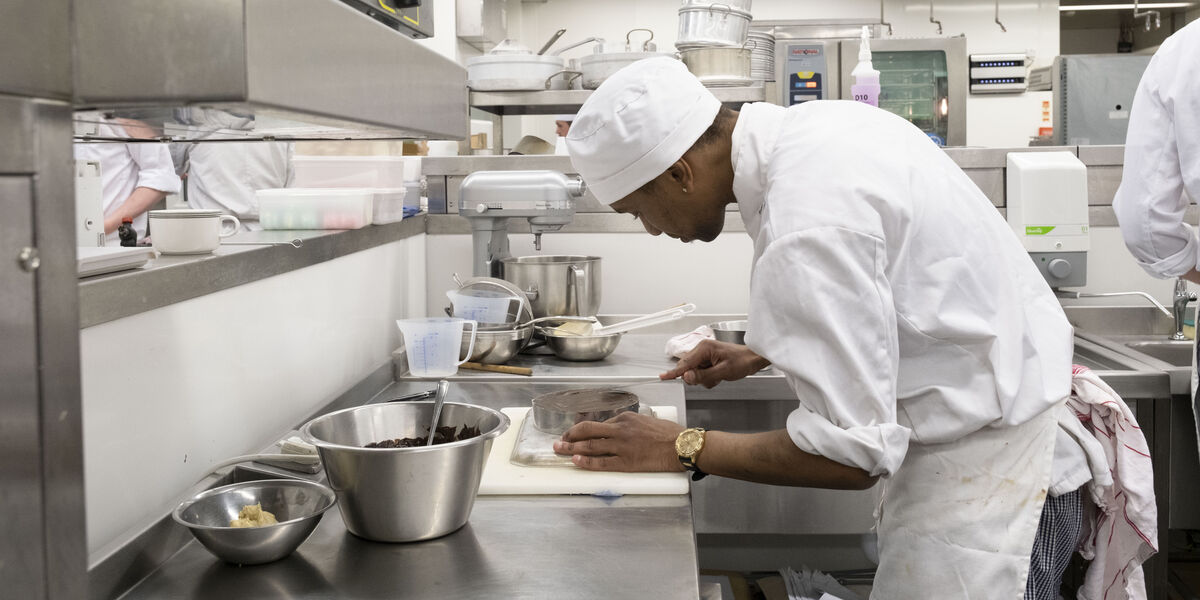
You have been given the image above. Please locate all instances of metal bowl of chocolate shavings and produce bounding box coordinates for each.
[300,401,509,542]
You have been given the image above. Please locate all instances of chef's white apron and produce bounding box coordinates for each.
[872,404,1059,600]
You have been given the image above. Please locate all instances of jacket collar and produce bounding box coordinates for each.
[730,102,787,241]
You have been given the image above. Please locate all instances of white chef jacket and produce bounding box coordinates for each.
[183,142,294,231]
[73,121,181,242]
[173,109,294,231]
[1113,20,1200,277]
[732,101,1076,479]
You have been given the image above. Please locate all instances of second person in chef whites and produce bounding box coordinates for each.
[554,58,1093,599]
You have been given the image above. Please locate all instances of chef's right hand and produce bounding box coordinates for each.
[660,340,770,388]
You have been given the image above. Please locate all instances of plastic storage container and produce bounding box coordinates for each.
[292,156,408,189]
[372,188,409,225]
[256,188,374,230]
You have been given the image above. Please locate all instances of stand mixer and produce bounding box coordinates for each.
[458,170,586,277]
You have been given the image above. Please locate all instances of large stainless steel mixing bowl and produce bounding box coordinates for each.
[500,255,601,318]
[172,479,336,565]
[300,401,509,542]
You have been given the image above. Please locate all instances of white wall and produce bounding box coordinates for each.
[81,236,426,559]
[428,224,1186,319]
[427,227,754,316]
[507,0,1060,148]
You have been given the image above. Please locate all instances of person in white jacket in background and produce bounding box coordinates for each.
[1114,20,1200,285]
[1113,20,1200,460]
[74,114,182,244]
[171,108,294,231]
[555,58,1096,599]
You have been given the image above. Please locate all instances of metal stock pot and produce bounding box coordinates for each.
[679,42,753,87]
[501,255,601,318]
[676,3,753,49]
[579,29,675,90]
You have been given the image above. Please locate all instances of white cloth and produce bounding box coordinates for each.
[732,100,1076,479]
[874,404,1058,599]
[664,325,714,358]
[567,57,719,204]
[1113,20,1200,278]
[73,121,181,242]
[1067,365,1158,600]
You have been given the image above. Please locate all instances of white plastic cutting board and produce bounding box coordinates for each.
[478,406,689,496]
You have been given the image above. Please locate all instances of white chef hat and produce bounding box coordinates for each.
[552,114,576,122]
[566,57,720,205]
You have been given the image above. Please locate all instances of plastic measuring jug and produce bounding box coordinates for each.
[395,318,478,377]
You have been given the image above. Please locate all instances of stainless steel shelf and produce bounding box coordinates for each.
[469,85,766,115]
[73,0,468,141]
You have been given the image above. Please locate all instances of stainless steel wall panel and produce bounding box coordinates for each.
[0,0,71,99]
[73,0,248,105]
[0,95,38,172]
[1087,166,1125,206]
[31,101,86,600]
[688,398,880,534]
[246,0,467,138]
[0,175,46,600]
[72,0,468,139]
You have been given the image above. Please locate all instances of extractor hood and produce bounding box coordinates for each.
[72,0,467,142]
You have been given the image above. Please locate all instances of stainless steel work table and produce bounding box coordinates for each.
[114,380,700,600]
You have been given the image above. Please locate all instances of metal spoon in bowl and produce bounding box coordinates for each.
[426,380,449,446]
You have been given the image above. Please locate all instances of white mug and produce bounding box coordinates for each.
[149,209,241,255]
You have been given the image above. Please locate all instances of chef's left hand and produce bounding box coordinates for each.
[553,412,687,473]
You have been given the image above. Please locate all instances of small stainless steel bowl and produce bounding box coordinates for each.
[536,326,623,361]
[710,320,748,345]
[463,323,533,364]
[301,401,509,543]
[172,479,336,565]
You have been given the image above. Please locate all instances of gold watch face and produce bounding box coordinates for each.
[676,428,705,457]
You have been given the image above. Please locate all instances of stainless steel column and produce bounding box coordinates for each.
[0,1,86,598]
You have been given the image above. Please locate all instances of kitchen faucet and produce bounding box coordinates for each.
[1171,278,1196,341]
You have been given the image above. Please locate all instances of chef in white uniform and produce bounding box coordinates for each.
[555,58,1092,599]
[74,116,182,243]
[172,108,294,231]
[1114,21,1200,286]
[1114,22,1200,445]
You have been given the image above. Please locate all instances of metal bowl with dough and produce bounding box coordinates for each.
[172,479,336,565]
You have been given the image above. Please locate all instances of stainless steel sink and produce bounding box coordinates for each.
[1123,339,1193,368]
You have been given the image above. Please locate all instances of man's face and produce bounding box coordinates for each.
[610,177,728,243]
[555,120,571,137]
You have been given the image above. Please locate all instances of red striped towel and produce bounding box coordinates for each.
[1069,365,1158,600]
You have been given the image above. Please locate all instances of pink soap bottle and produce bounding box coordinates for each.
[850,26,880,107]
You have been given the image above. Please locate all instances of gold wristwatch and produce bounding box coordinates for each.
[675,428,709,481]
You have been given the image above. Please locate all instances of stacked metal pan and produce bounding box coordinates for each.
[747,29,775,82]
[675,0,755,87]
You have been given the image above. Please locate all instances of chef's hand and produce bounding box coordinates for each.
[553,412,686,473]
[660,339,770,388]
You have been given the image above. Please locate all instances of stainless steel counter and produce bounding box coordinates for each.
[110,379,700,600]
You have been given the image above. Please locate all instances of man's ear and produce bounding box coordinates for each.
[667,159,694,192]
